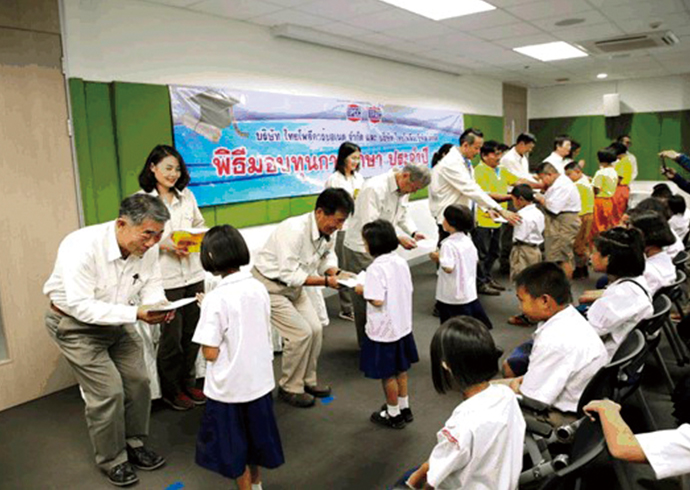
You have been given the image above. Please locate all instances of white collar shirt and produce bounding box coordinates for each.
[544,151,566,174]
[363,253,413,342]
[499,147,536,183]
[544,175,581,214]
[644,252,677,295]
[429,146,501,225]
[43,221,166,325]
[192,271,274,403]
[513,204,545,245]
[344,170,417,254]
[436,232,478,305]
[254,212,337,288]
[665,230,684,259]
[521,305,608,412]
[142,188,206,290]
[587,276,653,360]
[426,385,526,490]
[627,151,638,181]
[636,424,690,480]
[669,209,690,240]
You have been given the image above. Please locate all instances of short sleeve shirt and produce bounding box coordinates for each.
[364,253,413,342]
[474,162,508,229]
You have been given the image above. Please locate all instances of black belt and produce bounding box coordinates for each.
[514,241,540,248]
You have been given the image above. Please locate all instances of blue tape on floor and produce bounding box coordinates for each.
[321,396,335,405]
[165,482,184,490]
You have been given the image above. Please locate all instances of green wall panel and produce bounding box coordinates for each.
[111,82,173,197]
[266,197,292,223]
[290,195,318,216]
[200,207,216,227]
[215,201,268,228]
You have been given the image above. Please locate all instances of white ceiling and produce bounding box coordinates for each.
[141,0,690,87]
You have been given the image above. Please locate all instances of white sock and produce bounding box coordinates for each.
[387,404,401,417]
[251,483,263,490]
[399,396,409,410]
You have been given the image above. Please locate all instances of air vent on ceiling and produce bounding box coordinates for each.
[580,30,679,54]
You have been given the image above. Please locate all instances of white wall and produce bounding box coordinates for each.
[528,74,690,119]
[62,0,502,116]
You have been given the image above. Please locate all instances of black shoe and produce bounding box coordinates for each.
[126,446,166,471]
[477,283,501,296]
[488,279,506,291]
[105,462,138,487]
[432,305,440,317]
[278,387,315,408]
[370,409,406,429]
[380,404,413,423]
[304,384,332,398]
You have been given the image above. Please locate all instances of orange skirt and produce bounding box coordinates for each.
[591,197,616,240]
[612,184,630,222]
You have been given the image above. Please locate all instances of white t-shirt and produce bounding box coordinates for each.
[427,385,526,490]
[513,204,545,245]
[637,424,690,479]
[644,251,676,296]
[669,208,690,241]
[436,232,478,305]
[364,253,413,342]
[587,276,653,361]
[521,305,608,413]
[543,175,581,214]
[192,271,275,404]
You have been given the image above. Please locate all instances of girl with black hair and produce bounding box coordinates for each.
[629,209,677,295]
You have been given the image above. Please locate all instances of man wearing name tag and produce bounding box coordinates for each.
[44,194,173,487]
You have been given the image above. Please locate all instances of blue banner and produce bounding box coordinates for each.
[170,85,464,206]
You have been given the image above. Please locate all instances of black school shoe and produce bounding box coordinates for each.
[380,404,413,423]
[370,409,406,429]
[126,445,166,471]
[105,462,138,487]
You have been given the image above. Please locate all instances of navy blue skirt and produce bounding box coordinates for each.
[436,299,493,329]
[360,332,419,380]
[196,392,284,479]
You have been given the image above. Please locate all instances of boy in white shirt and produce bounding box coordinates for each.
[500,262,608,426]
[535,162,581,278]
[668,194,690,242]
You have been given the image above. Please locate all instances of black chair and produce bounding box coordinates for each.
[673,249,689,271]
[656,269,690,366]
[637,294,675,393]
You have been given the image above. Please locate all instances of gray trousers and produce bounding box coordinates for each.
[342,246,374,346]
[334,231,353,315]
[45,311,150,471]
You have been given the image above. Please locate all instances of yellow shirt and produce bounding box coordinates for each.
[615,156,633,186]
[474,162,508,228]
[592,167,618,198]
[575,176,594,216]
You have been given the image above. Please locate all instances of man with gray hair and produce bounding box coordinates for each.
[343,163,431,346]
[44,194,172,487]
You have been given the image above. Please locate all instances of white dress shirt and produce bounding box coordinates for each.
[254,212,337,288]
[637,424,690,480]
[644,251,677,295]
[669,208,690,240]
[142,188,206,290]
[544,151,566,174]
[344,170,416,254]
[521,305,608,413]
[627,151,638,181]
[43,221,166,325]
[543,174,582,214]
[192,271,275,403]
[499,146,536,183]
[436,232,478,305]
[429,146,501,225]
[325,171,365,232]
[364,253,413,342]
[426,385,526,490]
[513,204,545,245]
[587,276,653,360]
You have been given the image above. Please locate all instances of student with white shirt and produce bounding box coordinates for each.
[325,142,365,322]
[628,209,677,296]
[194,225,284,490]
[138,144,207,411]
[634,197,685,259]
[668,194,690,242]
[430,205,493,329]
[343,164,430,346]
[354,220,418,429]
[584,399,690,481]
[543,136,571,174]
[405,316,525,490]
[502,262,608,427]
[252,188,355,408]
[535,162,582,278]
[586,228,653,360]
[43,194,172,487]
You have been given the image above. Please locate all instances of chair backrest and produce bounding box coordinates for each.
[656,270,686,302]
[638,294,672,340]
[673,250,689,268]
[576,330,647,415]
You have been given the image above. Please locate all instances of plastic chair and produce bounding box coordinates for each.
[656,269,690,366]
[637,294,675,393]
[673,250,690,271]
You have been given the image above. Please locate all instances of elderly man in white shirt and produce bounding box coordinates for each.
[543,136,572,174]
[343,163,431,346]
[44,194,172,487]
[252,188,355,408]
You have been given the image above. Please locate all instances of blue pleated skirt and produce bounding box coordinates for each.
[360,332,419,380]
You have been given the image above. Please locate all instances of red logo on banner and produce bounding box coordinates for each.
[347,104,362,122]
[368,106,382,123]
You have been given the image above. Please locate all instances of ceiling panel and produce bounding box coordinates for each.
[145,0,204,7]
[191,0,283,19]
[506,0,593,21]
[439,9,521,30]
[495,33,560,48]
[249,8,333,27]
[381,18,458,40]
[343,7,428,31]
[293,0,388,20]
[315,21,373,38]
[474,21,544,40]
[552,21,624,43]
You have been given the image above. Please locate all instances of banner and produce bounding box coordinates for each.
[170,85,464,206]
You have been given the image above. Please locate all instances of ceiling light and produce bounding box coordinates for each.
[378,0,495,21]
[597,73,608,79]
[514,41,588,62]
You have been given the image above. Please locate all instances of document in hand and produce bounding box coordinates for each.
[171,228,208,253]
[149,297,197,312]
[337,271,366,289]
